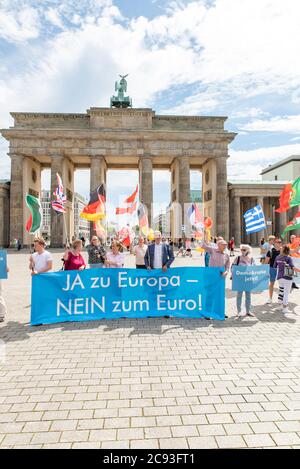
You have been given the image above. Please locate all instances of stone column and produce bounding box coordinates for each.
[233,195,241,246]
[0,182,10,248]
[9,154,24,246]
[90,156,107,237]
[178,156,190,230]
[139,156,153,226]
[50,156,64,247]
[215,156,229,240]
[90,156,107,192]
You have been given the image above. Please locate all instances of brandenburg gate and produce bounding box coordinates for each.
[1,81,236,246]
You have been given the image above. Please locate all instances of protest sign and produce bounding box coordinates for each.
[31,267,225,325]
[0,251,7,279]
[232,265,269,292]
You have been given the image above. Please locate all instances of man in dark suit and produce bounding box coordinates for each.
[144,231,174,271]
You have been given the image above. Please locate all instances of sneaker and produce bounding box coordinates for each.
[266,298,272,305]
[0,317,4,322]
[246,312,255,317]
[282,307,289,314]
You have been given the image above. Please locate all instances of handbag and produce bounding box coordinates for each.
[284,263,295,278]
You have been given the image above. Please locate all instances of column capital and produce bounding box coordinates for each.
[139,153,152,160]
[90,154,106,161]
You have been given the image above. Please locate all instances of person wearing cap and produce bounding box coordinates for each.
[144,231,174,271]
[87,236,106,269]
[201,231,230,276]
[29,237,53,275]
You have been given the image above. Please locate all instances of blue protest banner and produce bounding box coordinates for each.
[232,265,270,292]
[0,250,7,279]
[31,267,225,325]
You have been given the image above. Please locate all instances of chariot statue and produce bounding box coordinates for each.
[110,74,132,108]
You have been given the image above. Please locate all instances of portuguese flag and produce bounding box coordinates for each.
[80,184,106,221]
[282,211,300,237]
[276,177,300,213]
[25,194,42,234]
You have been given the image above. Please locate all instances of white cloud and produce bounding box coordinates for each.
[0,6,40,42]
[228,143,300,180]
[231,108,270,119]
[44,8,65,29]
[240,115,300,134]
[2,0,300,185]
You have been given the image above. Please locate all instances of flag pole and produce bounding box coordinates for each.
[63,212,69,248]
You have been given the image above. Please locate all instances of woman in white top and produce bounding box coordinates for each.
[29,237,53,275]
[105,241,125,268]
[133,237,147,269]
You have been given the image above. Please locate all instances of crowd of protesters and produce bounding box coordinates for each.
[0,229,299,323]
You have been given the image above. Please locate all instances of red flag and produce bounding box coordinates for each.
[276,183,293,213]
[116,185,138,215]
[124,185,138,204]
[116,201,137,215]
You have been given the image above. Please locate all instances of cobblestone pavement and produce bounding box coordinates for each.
[0,248,300,449]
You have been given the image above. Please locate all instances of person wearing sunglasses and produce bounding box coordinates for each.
[265,238,282,304]
[232,244,255,318]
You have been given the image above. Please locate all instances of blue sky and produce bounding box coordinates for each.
[1,0,300,219]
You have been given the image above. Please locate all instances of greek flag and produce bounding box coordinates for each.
[244,204,266,234]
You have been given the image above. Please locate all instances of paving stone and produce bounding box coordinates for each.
[244,434,276,448]
[271,432,300,446]
[31,432,61,445]
[131,439,159,449]
[216,435,247,448]
[188,436,218,449]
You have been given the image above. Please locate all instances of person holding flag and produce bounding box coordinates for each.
[29,238,53,275]
[201,230,230,277]
[87,236,106,269]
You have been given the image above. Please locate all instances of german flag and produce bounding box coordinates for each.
[80,184,106,221]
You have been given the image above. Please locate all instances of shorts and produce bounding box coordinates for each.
[269,267,277,283]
